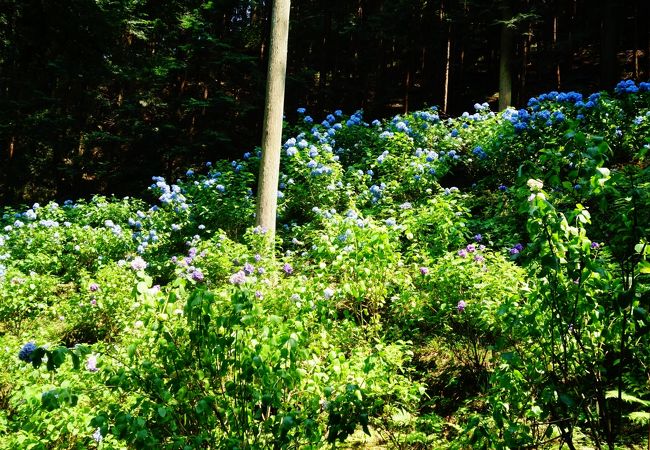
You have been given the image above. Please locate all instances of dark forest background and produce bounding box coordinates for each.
[0,0,648,205]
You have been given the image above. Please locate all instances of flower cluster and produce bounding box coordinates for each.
[18,342,37,362]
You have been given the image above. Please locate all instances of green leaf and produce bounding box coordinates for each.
[605,390,650,407]
[628,411,650,425]
[639,261,650,274]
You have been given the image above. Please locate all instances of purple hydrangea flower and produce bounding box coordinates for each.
[89,283,99,292]
[92,428,103,443]
[458,249,468,258]
[191,270,204,282]
[283,263,293,275]
[130,257,148,271]
[474,254,485,262]
[591,242,600,250]
[466,244,476,253]
[457,300,466,312]
[243,262,255,275]
[229,270,247,285]
[86,355,98,372]
[420,267,429,275]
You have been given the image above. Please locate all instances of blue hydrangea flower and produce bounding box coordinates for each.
[18,342,37,362]
[615,79,639,94]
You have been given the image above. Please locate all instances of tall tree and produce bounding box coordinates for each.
[498,1,514,111]
[256,0,291,239]
[600,0,620,89]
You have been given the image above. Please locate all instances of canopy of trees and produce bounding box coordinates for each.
[0,0,648,204]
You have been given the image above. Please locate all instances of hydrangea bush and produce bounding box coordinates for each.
[0,80,649,448]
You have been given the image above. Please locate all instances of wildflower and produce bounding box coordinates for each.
[130,257,148,271]
[457,300,466,312]
[86,355,98,372]
[18,342,37,362]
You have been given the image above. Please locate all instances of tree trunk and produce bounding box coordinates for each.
[256,0,291,239]
[443,26,451,113]
[600,0,619,89]
[498,2,514,111]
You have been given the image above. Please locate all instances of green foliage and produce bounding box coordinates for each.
[1,83,650,449]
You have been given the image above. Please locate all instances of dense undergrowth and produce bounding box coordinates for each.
[1,80,649,449]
